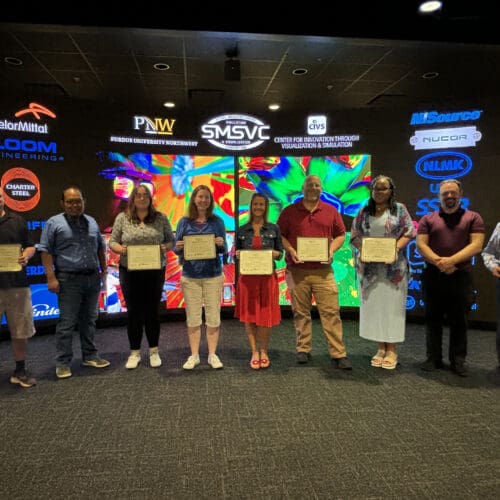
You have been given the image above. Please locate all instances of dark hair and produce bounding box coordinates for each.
[249,193,269,224]
[61,185,83,201]
[126,184,159,223]
[364,175,397,216]
[187,185,214,220]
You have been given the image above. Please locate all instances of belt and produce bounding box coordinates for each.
[59,269,98,276]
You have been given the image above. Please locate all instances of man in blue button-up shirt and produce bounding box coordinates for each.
[39,185,110,379]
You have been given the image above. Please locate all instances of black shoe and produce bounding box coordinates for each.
[450,362,468,377]
[419,358,444,372]
[332,357,352,370]
[487,367,500,386]
[296,352,311,364]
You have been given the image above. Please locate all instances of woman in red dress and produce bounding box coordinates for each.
[235,193,283,369]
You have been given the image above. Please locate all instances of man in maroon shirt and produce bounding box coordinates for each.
[277,175,351,369]
[417,179,484,376]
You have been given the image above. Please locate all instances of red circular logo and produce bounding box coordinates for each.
[1,167,41,211]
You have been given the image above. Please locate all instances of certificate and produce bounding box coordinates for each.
[0,244,22,272]
[361,237,397,263]
[127,245,161,270]
[183,234,216,261]
[296,237,329,262]
[239,250,273,275]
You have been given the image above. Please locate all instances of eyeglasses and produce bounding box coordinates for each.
[135,194,149,199]
[64,199,83,205]
[372,187,390,192]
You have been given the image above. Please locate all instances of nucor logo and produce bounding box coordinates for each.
[415,151,473,180]
[201,114,270,151]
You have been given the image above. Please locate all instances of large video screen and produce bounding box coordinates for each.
[238,155,371,306]
[97,153,235,312]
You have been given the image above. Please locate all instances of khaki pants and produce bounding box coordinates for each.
[287,267,346,358]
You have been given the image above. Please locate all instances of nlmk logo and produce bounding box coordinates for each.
[415,151,473,180]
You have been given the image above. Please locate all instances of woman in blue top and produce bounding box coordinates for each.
[174,185,227,370]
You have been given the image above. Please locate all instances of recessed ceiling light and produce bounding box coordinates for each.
[292,68,308,76]
[153,62,170,71]
[4,56,23,66]
[418,1,442,14]
[268,103,280,111]
[422,71,439,79]
[163,101,175,108]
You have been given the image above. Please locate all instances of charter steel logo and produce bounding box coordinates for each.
[410,110,482,126]
[201,114,270,151]
[415,151,473,180]
[133,116,176,135]
[1,167,41,212]
[0,102,56,135]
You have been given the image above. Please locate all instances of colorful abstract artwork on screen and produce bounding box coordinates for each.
[238,155,371,306]
[98,153,236,311]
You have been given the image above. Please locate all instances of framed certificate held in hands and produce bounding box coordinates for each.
[239,250,273,275]
[127,245,161,270]
[183,234,216,261]
[0,244,22,272]
[296,237,329,262]
[361,237,397,263]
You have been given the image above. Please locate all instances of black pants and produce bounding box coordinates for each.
[119,267,165,350]
[422,266,473,365]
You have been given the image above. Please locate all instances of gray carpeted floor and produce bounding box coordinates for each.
[0,318,499,499]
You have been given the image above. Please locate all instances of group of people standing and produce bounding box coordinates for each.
[0,174,499,388]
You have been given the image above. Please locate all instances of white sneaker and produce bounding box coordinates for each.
[208,354,223,369]
[183,354,200,370]
[125,351,141,370]
[149,350,162,368]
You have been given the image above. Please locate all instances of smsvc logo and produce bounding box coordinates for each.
[201,114,270,151]
[416,151,473,180]
[307,115,327,135]
[410,110,482,126]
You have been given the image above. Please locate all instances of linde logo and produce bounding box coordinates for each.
[30,284,60,320]
[307,115,327,135]
[133,116,176,135]
[201,114,270,151]
[409,126,482,150]
[415,151,473,180]
[0,102,56,135]
[410,110,482,126]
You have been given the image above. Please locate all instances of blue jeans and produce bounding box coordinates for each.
[55,272,100,366]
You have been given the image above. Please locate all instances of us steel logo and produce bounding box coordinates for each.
[201,114,270,151]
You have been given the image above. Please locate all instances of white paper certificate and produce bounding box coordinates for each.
[361,237,397,263]
[183,234,216,261]
[127,245,161,270]
[296,237,329,262]
[239,250,273,275]
[0,244,22,272]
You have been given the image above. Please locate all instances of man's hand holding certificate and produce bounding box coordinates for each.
[0,244,22,272]
[296,237,329,262]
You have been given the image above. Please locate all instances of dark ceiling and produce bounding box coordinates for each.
[1,1,499,113]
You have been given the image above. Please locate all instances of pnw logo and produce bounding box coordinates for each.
[133,116,176,135]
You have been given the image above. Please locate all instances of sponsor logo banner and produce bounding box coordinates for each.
[410,109,482,125]
[415,151,473,180]
[1,168,41,211]
[410,126,482,150]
